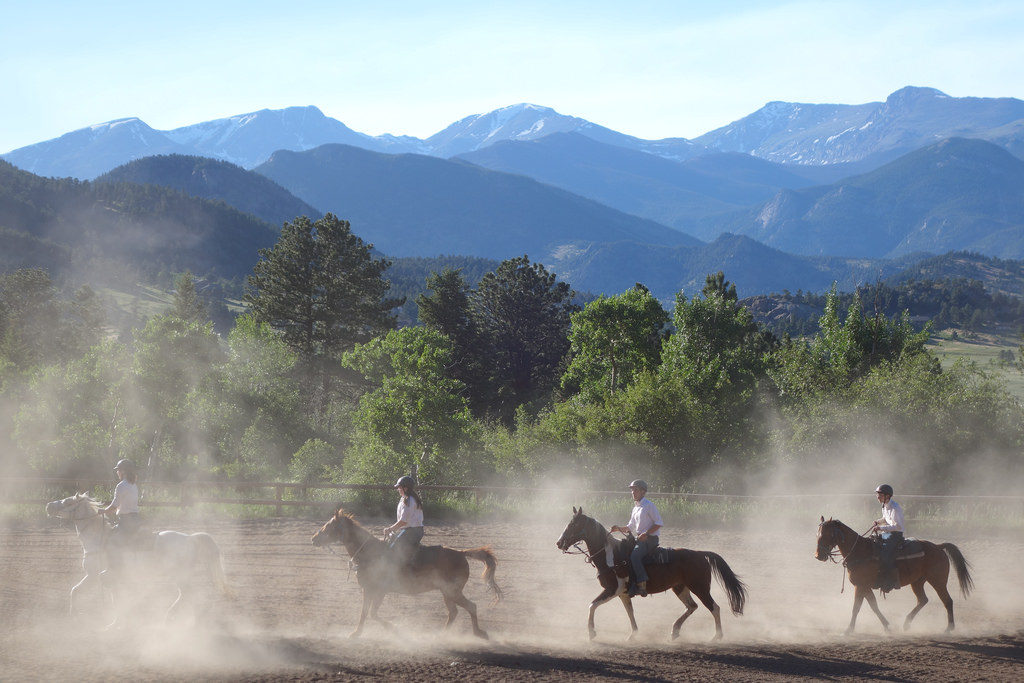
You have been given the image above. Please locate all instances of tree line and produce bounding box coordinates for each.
[2,214,1022,492]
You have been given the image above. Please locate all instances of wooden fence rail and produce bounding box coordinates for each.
[3,477,1023,517]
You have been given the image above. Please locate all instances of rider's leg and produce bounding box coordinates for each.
[629,537,657,595]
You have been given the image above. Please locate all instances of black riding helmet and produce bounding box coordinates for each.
[113,459,136,473]
[875,484,894,497]
[394,476,416,489]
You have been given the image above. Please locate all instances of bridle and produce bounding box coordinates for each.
[51,496,107,552]
[317,517,376,580]
[561,517,608,568]
[53,496,105,525]
[819,519,874,593]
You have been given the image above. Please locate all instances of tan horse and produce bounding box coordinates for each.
[815,517,973,634]
[312,506,502,639]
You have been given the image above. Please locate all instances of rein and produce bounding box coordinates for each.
[564,541,606,567]
[562,517,610,569]
[822,522,874,594]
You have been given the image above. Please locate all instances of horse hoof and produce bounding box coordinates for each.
[671,631,680,641]
[475,630,489,640]
[348,631,362,639]
[588,631,597,641]
[711,633,723,642]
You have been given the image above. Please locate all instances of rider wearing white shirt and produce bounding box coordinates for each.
[99,459,142,573]
[610,479,663,597]
[871,483,905,591]
[384,476,424,566]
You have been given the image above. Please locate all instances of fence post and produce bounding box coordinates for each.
[275,485,284,516]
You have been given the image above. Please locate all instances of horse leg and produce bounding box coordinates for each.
[670,586,699,640]
[845,585,866,635]
[369,592,393,630]
[69,573,92,617]
[587,584,620,641]
[451,589,488,640]
[930,577,955,632]
[442,595,458,629]
[690,585,722,641]
[618,594,639,641]
[166,585,185,621]
[903,578,928,631]
[862,587,891,633]
[350,590,374,638]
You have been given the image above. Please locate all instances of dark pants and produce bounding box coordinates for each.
[630,535,659,584]
[389,526,424,564]
[107,513,140,573]
[879,531,903,588]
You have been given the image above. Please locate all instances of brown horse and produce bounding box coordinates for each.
[312,506,502,639]
[556,507,747,641]
[815,517,974,634]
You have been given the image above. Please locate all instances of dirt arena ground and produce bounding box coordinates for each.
[2,511,1022,681]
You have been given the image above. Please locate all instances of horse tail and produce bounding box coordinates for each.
[461,546,503,603]
[939,543,974,598]
[703,551,747,616]
[193,533,235,599]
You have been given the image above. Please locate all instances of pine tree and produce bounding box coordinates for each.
[244,214,402,406]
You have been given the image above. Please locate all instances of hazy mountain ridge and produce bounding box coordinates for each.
[712,138,1024,259]
[13,86,1022,181]
[96,155,321,227]
[697,86,1024,165]
[457,132,818,237]
[254,143,701,261]
[542,232,913,300]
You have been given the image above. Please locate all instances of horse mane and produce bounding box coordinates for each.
[333,506,375,536]
[76,493,102,512]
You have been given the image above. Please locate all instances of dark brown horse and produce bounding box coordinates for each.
[556,507,746,641]
[815,517,974,634]
[312,506,502,639]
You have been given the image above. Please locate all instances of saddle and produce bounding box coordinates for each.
[871,536,925,561]
[610,537,674,569]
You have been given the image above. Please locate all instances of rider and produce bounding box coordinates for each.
[98,459,141,574]
[871,483,905,592]
[610,479,662,597]
[383,475,424,567]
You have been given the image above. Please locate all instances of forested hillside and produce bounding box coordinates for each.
[0,160,279,285]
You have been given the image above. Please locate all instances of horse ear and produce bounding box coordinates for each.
[820,515,824,523]
[572,506,578,514]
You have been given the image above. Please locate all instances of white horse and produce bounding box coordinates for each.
[45,493,233,621]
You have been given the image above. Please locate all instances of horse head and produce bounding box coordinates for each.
[556,506,591,551]
[816,516,840,561]
[45,493,98,521]
[312,506,357,547]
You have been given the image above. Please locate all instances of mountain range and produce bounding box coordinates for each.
[252,144,698,260]
[717,138,1024,259]
[7,87,1024,181]
[4,86,1024,302]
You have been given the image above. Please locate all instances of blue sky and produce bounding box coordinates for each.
[2,1,1023,153]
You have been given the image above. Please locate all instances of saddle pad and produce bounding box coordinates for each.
[898,538,924,559]
[642,547,674,565]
